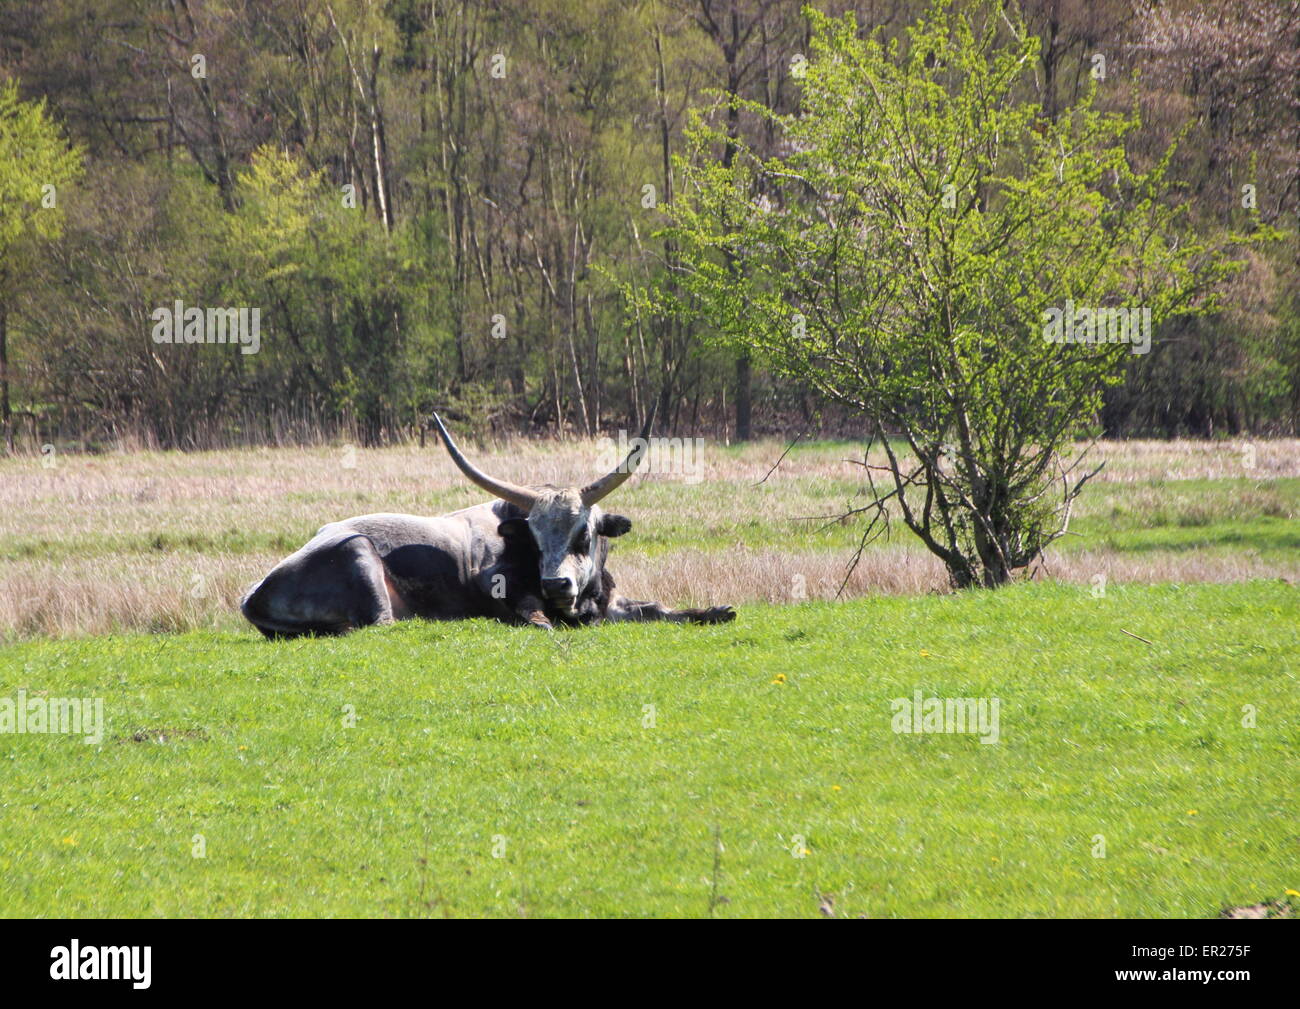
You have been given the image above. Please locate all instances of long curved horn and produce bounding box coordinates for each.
[581,403,657,506]
[431,413,538,511]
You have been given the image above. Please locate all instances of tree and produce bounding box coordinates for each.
[0,78,82,452]
[1104,0,1300,436]
[663,0,1262,588]
[681,0,807,440]
[217,146,417,445]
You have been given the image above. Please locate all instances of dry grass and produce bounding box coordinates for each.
[615,544,1299,608]
[1,437,1298,639]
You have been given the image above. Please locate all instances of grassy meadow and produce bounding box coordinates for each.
[0,437,1297,917]
[1,437,1297,639]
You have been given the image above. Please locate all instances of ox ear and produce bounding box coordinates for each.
[597,513,632,538]
[498,518,531,541]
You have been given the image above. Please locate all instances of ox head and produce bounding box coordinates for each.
[431,411,654,615]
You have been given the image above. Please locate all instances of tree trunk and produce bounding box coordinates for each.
[720,6,752,440]
[735,351,752,441]
[368,44,393,233]
[0,294,11,454]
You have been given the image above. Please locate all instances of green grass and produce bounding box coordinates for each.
[2,580,1296,918]
[1071,515,1300,557]
[0,528,310,564]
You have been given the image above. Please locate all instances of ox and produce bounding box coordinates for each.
[240,414,735,636]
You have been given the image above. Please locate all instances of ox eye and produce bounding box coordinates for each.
[572,530,590,553]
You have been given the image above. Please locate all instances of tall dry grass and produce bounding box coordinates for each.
[1,438,1297,640]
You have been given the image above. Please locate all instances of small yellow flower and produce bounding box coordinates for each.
[1284,889,1300,898]
[801,848,811,856]
[1186,809,1198,816]
[832,785,842,792]
[61,836,77,846]
[238,745,248,751]
[919,649,931,657]
[771,673,787,685]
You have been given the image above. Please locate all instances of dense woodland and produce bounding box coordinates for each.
[0,0,1296,449]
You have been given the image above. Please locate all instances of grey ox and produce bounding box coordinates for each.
[240,414,736,636]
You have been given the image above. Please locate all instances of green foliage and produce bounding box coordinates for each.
[0,78,83,451]
[0,0,1295,445]
[215,147,424,439]
[663,0,1267,586]
[0,79,82,261]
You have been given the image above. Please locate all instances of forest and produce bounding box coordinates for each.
[0,0,1296,449]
